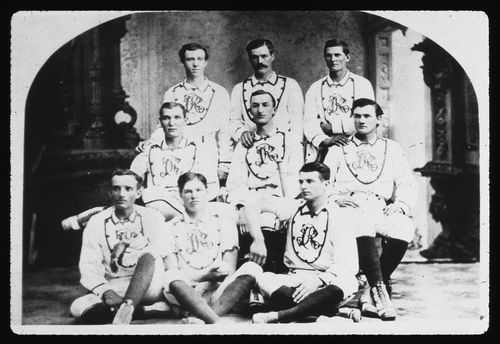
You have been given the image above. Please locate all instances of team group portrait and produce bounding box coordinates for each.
[12,11,486,334]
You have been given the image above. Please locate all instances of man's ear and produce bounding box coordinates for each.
[136,186,142,200]
[345,53,351,63]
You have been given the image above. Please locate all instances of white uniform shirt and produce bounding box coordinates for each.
[151,202,239,283]
[226,129,303,204]
[148,78,233,173]
[229,72,304,145]
[323,136,417,215]
[270,198,360,296]
[78,205,169,297]
[304,71,375,151]
[130,136,220,201]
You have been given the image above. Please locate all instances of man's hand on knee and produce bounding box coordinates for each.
[292,277,324,304]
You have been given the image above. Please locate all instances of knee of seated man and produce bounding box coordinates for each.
[162,269,188,293]
[236,261,263,279]
[70,294,113,324]
[256,271,282,297]
[377,213,414,242]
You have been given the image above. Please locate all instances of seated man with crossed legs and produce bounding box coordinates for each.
[251,162,361,323]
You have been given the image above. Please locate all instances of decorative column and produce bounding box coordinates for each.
[373,27,392,138]
[83,26,109,149]
[101,17,140,149]
[412,38,479,262]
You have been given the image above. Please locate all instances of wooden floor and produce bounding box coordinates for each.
[15,254,487,335]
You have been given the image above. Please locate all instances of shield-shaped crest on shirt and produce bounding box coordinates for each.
[105,217,149,270]
[172,84,215,125]
[148,143,197,187]
[242,76,286,121]
[245,133,285,180]
[177,222,221,270]
[291,210,328,264]
[342,139,387,184]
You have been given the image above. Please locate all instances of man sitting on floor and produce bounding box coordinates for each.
[69,169,169,324]
[112,172,263,324]
[250,162,361,323]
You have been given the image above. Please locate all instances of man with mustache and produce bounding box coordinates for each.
[137,43,232,190]
[303,39,375,163]
[229,38,304,151]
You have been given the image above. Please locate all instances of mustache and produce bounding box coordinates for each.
[256,64,268,68]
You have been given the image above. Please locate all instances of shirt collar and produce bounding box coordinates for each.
[251,71,278,86]
[180,208,212,224]
[111,206,138,224]
[352,135,379,146]
[253,127,278,141]
[160,136,190,150]
[182,78,210,92]
[326,70,351,87]
[299,200,329,216]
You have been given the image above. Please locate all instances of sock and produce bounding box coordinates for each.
[356,236,384,286]
[122,253,155,306]
[79,302,114,324]
[380,238,409,282]
[169,280,220,324]
[213,275,255,316]
[269,285,296,310]
[277,285,344,323]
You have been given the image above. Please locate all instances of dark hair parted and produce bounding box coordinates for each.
[159,102,187,118]
[110,168,143,188]
[178,43,209,63]
[250,89,276,107]
[177,172,208,193]
[352,98,384,117]
[246,39,275,56]
[299,162,331,181]
[324,39,350,56]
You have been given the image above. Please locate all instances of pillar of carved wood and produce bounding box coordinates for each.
[412,38,479,262]
[83,26,109,149]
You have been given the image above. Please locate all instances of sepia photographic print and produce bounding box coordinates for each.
[11,10,489,335]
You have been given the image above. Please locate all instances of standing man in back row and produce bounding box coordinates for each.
[303,39,375,163]
[140,42,233,189]
[229,38,304,151]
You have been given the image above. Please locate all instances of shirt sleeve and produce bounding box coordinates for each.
[391,143,418,215]
[356,76,375,100]
[78,216,113,297]
[286,79,305,145]
[303,83,329,149]
[219,204,239,253]
[215,87,234,173]
[129,150,149,181]
[318,205,359,295]
[228,83,246,142]
[149,220,176,258]
[226,143,250,205]
[322,146,344,198]
[281,134,304,198]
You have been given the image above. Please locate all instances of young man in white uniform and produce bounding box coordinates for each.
[139,43,232,188]
[148,172,263,324]
[69,169,169,324]
[229,38,304,151]
[323,98,417,320]
[251,162,361,323]
[130,102,219,221]
[304,39,375,162]
[227,90,304,271]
